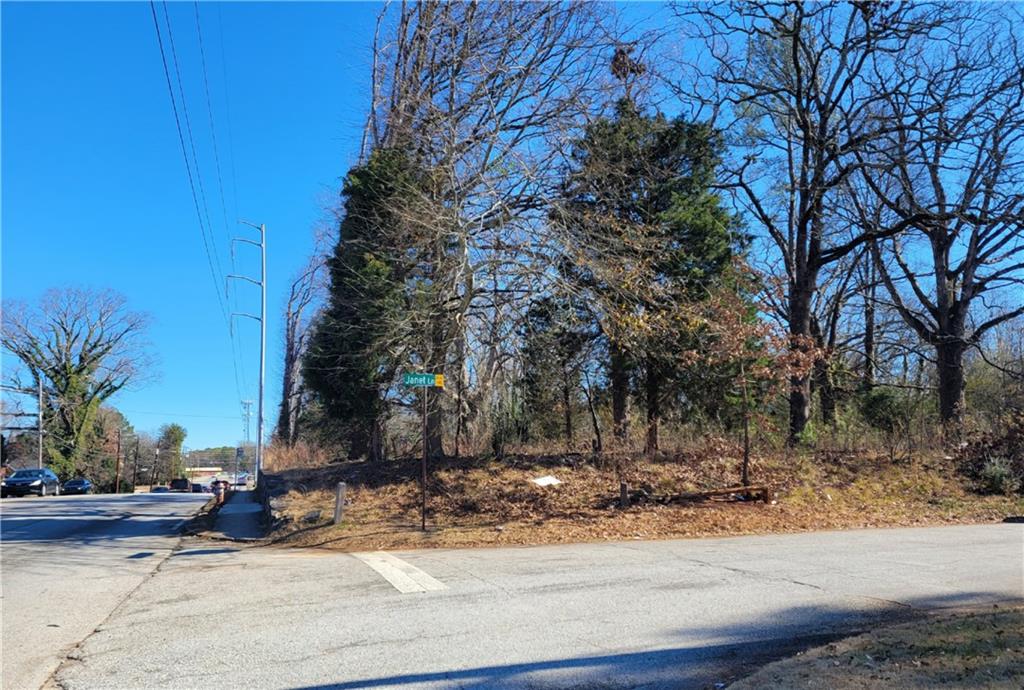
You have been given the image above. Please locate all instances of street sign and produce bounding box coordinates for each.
[403,372,444,388]
[402,371,445,532]
[235,447,244,459]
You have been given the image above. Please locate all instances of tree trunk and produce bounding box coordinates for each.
[425,393,444,459]
[936,339,966,426]
[562,364,573,451]
[582,370,602,452]
[862,278,876,391]
[424,326,447,459]
[454,336,466,459]
[347,427,369,460]
[815,355,836,427]
[644,362,659,454]
[610,343,629,443]
[788,279,815,444]
[369,418,385,463]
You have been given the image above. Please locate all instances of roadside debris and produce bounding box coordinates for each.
[532,475,561,487]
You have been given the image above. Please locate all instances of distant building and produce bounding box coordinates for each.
[184,467,223,484]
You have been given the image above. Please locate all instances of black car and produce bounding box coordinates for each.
[62,478,93,495]
[1,468,61,497]
[169,478,191,492]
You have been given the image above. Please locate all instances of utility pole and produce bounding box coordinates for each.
[241,400,253,445]
[37,378,43,469]
[228,222,266,488]
[240,399,253,480]
[0,383,47,468]
[114,428,122,493]
[131,436,141,492]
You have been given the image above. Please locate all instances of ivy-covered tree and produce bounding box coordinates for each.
[303,149,415,461]
[1,288,152,478]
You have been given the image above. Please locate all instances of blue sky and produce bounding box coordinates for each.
[2,2,380,449]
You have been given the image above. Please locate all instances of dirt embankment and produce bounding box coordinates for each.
[262,447,1023,552]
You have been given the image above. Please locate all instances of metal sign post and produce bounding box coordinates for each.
[403,372,444,532]
[421,390,427,532]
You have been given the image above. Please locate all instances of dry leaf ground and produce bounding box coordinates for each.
[263,446,1023,552]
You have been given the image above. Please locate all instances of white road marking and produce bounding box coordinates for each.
[352,551,447,593]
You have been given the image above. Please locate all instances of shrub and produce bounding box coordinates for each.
[956,412,1024,495]
[858,388,907,434]
[979,457,1022,496]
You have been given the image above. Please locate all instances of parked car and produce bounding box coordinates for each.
[150,485,170,493]
[62,478,93,495]
[168,478,191,492]
[190,483,209,493]
[1,468,61,497]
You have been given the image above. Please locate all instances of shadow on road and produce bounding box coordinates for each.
[289,591,1022,690]
[173,547,241,557]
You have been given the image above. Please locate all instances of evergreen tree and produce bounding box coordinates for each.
[520,296,593,448]
[302,149,416,460]
[554,98,743,450]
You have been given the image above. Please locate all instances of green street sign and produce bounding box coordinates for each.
[403,372,445,388]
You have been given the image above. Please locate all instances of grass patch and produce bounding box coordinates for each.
[730,606,1024,688]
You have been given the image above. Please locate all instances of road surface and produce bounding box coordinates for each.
[0,493,207,690]
[45,522,1023,690]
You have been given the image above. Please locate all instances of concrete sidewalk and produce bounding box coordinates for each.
[210,490,264,541]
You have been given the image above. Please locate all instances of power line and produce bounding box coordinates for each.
[215,4,249,396]
[193,2,233,268]
[160,1,225,285]
[118,410,245,420]
[193,0,248,402]
[148,1,229,327]
[150,0,245,406]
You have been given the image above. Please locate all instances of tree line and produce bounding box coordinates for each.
[1,287,189,486]
[276,1,1023,462]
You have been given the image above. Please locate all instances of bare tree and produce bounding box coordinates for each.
[1,288,153,476]
[275,252,326,447]
[352,1,608,456]
[850,9,1024,426]
[675,1,961,441]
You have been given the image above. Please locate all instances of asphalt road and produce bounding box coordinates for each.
[0,492,207,690]
[44,522,1023,690]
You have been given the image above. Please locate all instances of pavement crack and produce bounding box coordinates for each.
[44,534,189,689]
[680,557,827,592]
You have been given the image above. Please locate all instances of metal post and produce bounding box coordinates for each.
[131,437,141,492]
[333,482,346,525]
[114,428,122,493]
[230,222,265,490]
[421,389,427,532]
[241,400,252,483]
[257,223,266,488]
[37,378,43,469]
